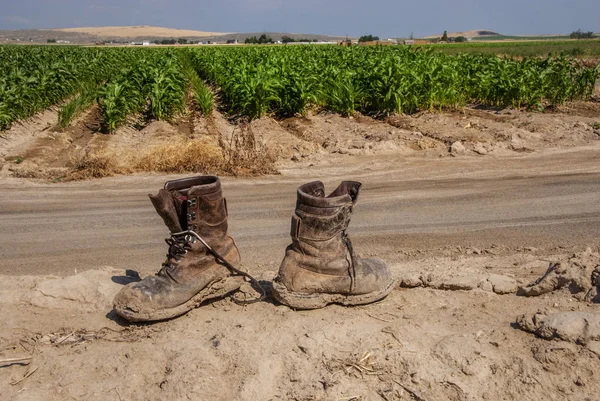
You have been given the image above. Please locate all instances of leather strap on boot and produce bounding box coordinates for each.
[169,229,266,304]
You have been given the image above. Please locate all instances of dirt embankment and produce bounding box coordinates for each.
[1,101,600,181]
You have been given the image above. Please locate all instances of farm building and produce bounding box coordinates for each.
[358,40,395,46]
[404,39,430,45]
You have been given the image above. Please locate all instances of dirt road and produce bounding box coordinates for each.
[1,146,599,277]
[2,146,600,401]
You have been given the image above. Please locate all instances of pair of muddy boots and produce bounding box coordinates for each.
[113,176,395,322]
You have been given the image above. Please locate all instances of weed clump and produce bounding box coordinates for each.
[68,151,128,180]
[134,140,224,173]
[219,120,277,176]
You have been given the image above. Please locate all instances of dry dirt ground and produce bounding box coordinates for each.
[1,103,600,400]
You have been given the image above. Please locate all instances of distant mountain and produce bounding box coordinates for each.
[54,26,229,38]
[0,25,348,43]
[424,30,501,39]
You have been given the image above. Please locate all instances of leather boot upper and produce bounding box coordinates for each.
[113,176,240,313]
[277,181,391,295]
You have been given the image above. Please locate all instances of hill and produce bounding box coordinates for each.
[54,26,229,38]
[425,29,501,39]
[0,25,348,44]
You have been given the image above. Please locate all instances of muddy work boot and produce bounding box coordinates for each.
[272,181,396,309]
[113,176,250,322]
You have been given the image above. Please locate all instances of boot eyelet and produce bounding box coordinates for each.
[187,212,196,221]
[187,198,197,208]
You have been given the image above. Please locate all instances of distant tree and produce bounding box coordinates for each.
[455,36,467,42]
[298,38,312,42]
[409,32,414,40]
[161,39,176,45]
[47,39,57,43]
[178,38,188,44]
[281,36,295,43]
[246,35,273,44]
[258,34,273,44]
[358,34,379,43]
[570,29,595,39]
[441,31,448,41]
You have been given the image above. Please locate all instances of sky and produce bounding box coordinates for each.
[0,0,598,38]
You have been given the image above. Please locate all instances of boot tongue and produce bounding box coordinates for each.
[149,189,185,233]
[328,181,362,204]
[299,181,325,197]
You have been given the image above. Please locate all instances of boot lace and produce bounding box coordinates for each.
[157,236,192,280]
[342,231,357,292]
[160,230,266,305]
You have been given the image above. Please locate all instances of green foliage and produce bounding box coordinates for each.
[187,45,599,118]
[428,39,600,57]
[0,45,141,130]
[58,83,97,128]
[455,36,467,43]
[245,34,273,44]
[358,35,379,43]
[182,55,214,116]
[441,31,448,41]
[570,30,595,39]
[47,39,57,43]
[97,51,187,131]
[1,44,598,131]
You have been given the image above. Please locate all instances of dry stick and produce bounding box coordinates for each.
[365,312,394,323]
[0,357,32,367]
[10,366,39,385]
[55,330,77,345]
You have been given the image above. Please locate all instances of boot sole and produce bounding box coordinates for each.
[115,275,245,322]
[271,278,397,310]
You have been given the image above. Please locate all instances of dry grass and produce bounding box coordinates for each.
[219,120,277,176]
[133,140,224,173]
[67,150,129,180]
[64,124,277,180]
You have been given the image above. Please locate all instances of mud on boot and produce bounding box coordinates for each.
[113,176,253,322]
[272,181,396,309]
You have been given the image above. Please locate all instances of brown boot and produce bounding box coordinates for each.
[113,176,245,322]
[272,181,396,309]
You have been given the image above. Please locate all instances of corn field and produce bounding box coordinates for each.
[189,46,599,117]
[0,45,598,131]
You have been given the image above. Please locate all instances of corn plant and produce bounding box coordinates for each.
[58,83,98,128]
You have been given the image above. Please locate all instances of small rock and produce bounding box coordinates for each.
[473,143,488,155]
[487,274,518,294]
[450,141,466,154]
[478,280,494,293]
[516,311,600,344]
[435,276,478,291]
[400,274,423,288]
